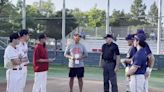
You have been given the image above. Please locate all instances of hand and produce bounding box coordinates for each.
[70,56,76,61]
[125,72,130,77]
[76,57,83,60]
[114,67,119,72]
[99,59,105,68]
[126,74,131,79]
[121,59,126,63]
[21,57,29,62]
[15,59,22,65]
[48,59,54,63]
[145,72,151,79]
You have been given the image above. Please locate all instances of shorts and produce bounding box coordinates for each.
[69,67,84,78]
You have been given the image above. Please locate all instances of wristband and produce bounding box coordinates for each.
[146,67,152,73]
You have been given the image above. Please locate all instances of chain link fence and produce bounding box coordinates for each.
[72,26,164,39]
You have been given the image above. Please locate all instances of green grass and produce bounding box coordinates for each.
[0,64,164,90]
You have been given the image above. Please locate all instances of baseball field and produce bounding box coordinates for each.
[0,64,164,92]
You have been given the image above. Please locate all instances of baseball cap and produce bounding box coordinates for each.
[125,34,134,40]
[104,34,113,39]
[19,29,29,37]
[9,32,20,42]
[134,34,146,42]
[73,32,81,37]
[136,29,145,34]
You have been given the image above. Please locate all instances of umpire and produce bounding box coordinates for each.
[99,34,120,92]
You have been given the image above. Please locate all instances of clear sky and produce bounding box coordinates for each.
[11,0,162,13]
[11,0,164,25]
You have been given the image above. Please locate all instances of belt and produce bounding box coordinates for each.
[104,60,115,63]
[12,68,22,70]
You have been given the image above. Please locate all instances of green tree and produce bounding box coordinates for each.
[110,10,130,26]
[38,0,55,17]
[0,0,9,14]
[0,0,21,36]
[25,0,55,38]
[131,0,146,17]
[72,8,86,27]
[148,2,158,26]
[86,6,105,27]
[130,0,147,25]
[26,5,42,29]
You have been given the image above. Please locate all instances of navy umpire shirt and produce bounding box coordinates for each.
[102,42,120,61]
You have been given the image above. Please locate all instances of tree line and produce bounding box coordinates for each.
[0,0,158,39]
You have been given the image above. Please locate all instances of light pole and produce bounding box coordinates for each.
[157,0,162,54]
[106,0,110,34]
[62,0,66,51]
[22,0,26,29]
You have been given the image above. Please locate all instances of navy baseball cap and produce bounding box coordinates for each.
[104,34,113,39]
[136,29,145,34]
[9,32,20,42]
[125,34,134,40]
[134,34,146,42]
[19,29,29,37]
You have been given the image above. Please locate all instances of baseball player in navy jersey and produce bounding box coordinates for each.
[124,30,154,92]
[121,34,136,92]
[126,34,148,92]
[136,30,155,92]
[17,29,30,92]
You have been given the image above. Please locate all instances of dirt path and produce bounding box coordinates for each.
[0,78,163,92]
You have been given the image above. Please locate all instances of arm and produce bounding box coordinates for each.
[126,65,138,76]
[124,59,132,64]
[115,55,120,70]
[99,52,105,68]
[127,54,142,76]
[78,45,88,60]
[147,54,155,69]
[114,46,120,72]
[37,59,50,63]
[64,54,74,60]
[145,44,154,69]
[34,46,50,63]
[11,58,22,65]
[7,50,22,66]
[21,57,29,62]
[64,45,74,60]
[99,45,105,67]
[145,54,155,78]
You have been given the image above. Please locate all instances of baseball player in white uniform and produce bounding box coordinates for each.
[17,29,30,92]
[4,33,22,92]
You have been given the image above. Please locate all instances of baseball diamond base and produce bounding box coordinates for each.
[0,77,163,92]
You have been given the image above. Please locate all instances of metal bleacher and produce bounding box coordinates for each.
[0,37,8,49]
[81,38,164,54]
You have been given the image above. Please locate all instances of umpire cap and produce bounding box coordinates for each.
[104,34,113,39]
